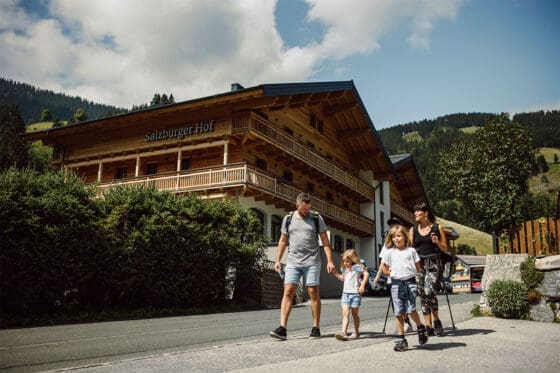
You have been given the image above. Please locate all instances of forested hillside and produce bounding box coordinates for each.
[0,78,126,124]
[379,111,560,227]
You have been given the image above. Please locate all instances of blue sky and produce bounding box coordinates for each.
[1,0,558,129]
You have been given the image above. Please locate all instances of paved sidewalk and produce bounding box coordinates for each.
[60,300,560,372]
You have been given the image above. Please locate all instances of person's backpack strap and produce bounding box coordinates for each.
[284,210,320,236]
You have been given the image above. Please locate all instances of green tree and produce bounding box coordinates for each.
[69,108,87,124]
[41,109,52,121]
[0,168,106,316]
[0,104,29,171]
[439,115,534,237]
[536,154,549,173]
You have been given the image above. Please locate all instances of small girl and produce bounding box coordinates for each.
[332,249,369,341]
[383,225,428,351]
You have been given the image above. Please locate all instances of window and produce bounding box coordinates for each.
[249,208,265,237]
[317,119,324,133]
[334,235,343,252]
[326,192,333,201]
[146,163,158,175]
[380,210,385,237]
[284,127,294,136]
[346,238,355,250]
[115,167,127,179]
[283,170,293,183]
[307,183,315,193]
[310,113,317,128]
[379,182,384,205]
[256,157,267,171]
[271,215,282,243]
[342,200,349,209]
[181,158,191,171]
[306,141,315,149]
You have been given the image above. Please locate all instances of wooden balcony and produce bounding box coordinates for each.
[96,163,375,236]
[232,113,375,201]
[390,200,415,224]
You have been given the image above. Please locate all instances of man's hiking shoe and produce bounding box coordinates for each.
[427,327,435,336]
[433,319,444,336]
[335,332,348,341]
[269,326,287,340]
[417,325,428,345]
[309,327,321,339]
[393,338,408,352]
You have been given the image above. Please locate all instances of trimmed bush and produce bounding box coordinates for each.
[486,280,530,319]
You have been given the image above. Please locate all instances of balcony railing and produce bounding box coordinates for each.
[96,163,374,235]
[232,113,375,201]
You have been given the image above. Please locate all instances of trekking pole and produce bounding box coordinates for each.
[382,290,393,334]
[443,284,456,329]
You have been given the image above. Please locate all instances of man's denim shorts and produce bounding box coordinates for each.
[341,293,362,308]
[284,262,321,286]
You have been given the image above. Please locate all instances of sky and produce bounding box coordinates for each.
[1,0,559,129]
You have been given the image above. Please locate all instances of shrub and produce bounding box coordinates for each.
[471,304,482,317]
[520,256,544,289]
[486,280,530,319]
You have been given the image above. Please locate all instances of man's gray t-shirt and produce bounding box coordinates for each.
[281,212,327,267]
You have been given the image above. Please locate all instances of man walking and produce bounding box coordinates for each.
[269,193,336,340]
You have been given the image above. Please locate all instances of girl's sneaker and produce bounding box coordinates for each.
[349,332,360,339]
[393,338,408,351]
[335,332,348,341]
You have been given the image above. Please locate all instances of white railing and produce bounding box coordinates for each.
[96,163,374,235]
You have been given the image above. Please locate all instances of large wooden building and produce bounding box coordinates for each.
[24,80,427,296]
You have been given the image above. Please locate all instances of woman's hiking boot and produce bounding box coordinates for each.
[417,325,428,345]
[433,319,444,336]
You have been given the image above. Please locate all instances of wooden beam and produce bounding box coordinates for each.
[322,102,358,117]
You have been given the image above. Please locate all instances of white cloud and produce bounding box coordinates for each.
[0,0,462,108]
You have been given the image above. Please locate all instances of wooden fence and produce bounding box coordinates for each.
[497,217,560,256]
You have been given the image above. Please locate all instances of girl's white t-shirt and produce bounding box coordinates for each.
[342,267,361,293]
[385,246,420,280]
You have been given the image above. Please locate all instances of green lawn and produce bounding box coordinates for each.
[529,147,560,194]
[459,126,479,134]
[437,216,493,256]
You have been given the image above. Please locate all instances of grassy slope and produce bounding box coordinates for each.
[437,216,493,256]
[529,147,560,194]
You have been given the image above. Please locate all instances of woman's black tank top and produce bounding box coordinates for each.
[413,223,440,258]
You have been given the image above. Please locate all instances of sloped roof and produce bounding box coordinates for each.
[23,80,395,179]
[389,153,429,210]
[456,255,487,267]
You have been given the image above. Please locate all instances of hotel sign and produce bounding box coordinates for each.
[145,120,215,142]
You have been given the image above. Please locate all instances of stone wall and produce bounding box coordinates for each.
[530,269,560,322]
[480,253,560,322]
[479,254,528,308]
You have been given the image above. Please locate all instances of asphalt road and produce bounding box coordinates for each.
[0,293,480,372]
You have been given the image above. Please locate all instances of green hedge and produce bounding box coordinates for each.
[0,168,265,320]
